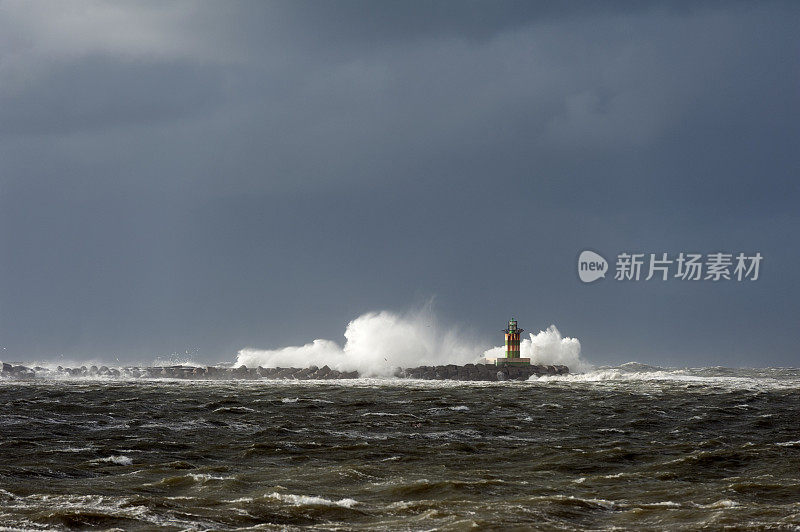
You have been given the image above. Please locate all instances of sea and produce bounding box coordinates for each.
[0,364,798,530]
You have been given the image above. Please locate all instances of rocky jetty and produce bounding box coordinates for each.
[399,363,568,381]
[1,362,568,381]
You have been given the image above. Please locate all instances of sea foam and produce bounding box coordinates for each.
[236,309,589,376]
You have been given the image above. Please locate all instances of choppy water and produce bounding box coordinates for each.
[1,364,799,530]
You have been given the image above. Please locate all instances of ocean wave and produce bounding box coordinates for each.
[226,497,254,503]
[267,492,359,508]
[236,308,486,376]
[93,455,132,465]
[139,420,213,432]
[211,406,255,414]
[530,367,800,390]
[0,493,176,528]
[47,446,95,453]
[543,495,620,510]
[143,472,237,488]
[187,473,237,482]
[381,477,506,498]
[426,405,471,415]
[641,501,681,508]
[694,499,740,509]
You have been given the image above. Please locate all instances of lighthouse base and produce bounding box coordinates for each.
[485,357,531,366]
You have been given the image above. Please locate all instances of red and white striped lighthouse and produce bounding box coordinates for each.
[496,318,531,366]
[504,318,522,358]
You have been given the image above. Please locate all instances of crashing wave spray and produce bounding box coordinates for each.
[483,325,591,372]
[236,310,591,376]
[236,309,484,377]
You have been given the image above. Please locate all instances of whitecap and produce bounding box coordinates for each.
[697,499,739,509]
[267,492,358,508]
[644,501,681,508]
[211,406,255,413]
[93,455,132,465]
[53,446,94,453]
[188,473,235,482]
[548,495,618,510]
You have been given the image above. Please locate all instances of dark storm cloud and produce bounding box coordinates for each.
[269,1,745,47]
[0,1,797,365]
[0,59,229,136]
[277,1,621,44]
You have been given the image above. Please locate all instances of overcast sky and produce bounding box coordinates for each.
[0,1,797,366]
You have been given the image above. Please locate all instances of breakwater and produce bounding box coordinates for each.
[1,362,568,381]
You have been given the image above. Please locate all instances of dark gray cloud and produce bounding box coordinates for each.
[0,1,797,366]
[0,59,229,136]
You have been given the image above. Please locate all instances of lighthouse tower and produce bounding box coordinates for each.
[504,318,522,358]
[497,318,531,366]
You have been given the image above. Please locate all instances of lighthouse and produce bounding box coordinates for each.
[495,318,531,366]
